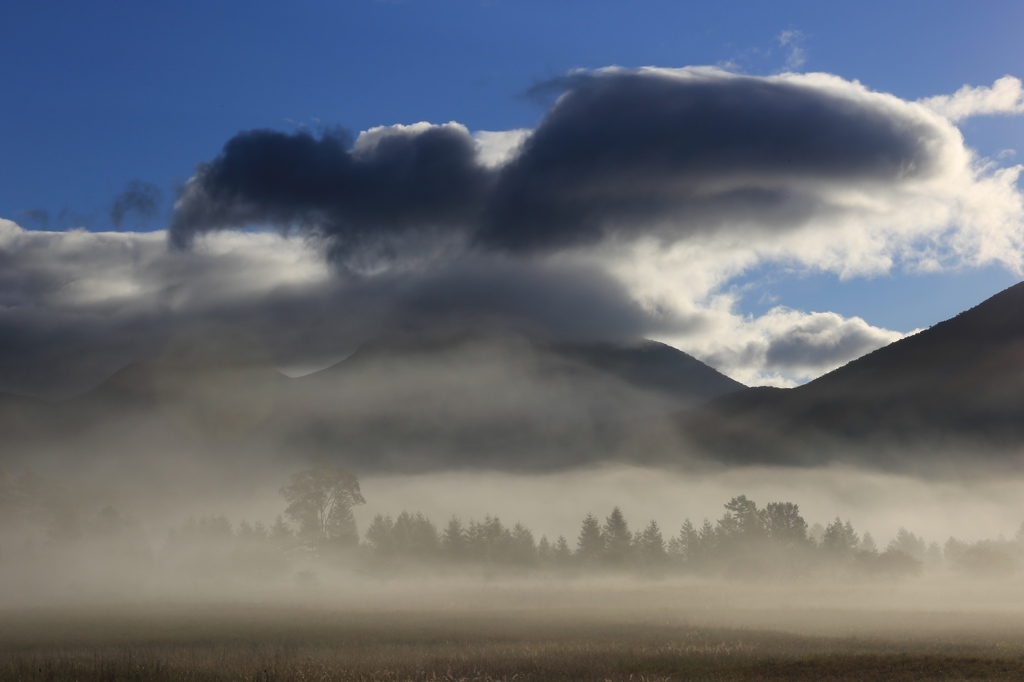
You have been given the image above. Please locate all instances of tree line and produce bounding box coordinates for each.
[175,465,1024,582]
[3,463,1023,587]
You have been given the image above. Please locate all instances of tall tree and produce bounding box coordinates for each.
[821,517,859,555]
[280,462,365,550]
[698,518,717,556]
[759,502,809,549]
[553,535,573,565]
[602,507,632,567]
[510,522,538,566]
[269,515,295,551]
[886,527,927,562]
[718,495,762,542]
[537,535,552,563]
[441,516,467,561]
[636,520,667,568]
[576,512,604,565]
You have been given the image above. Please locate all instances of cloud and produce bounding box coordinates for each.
[111,181,163,229]
[10,68,1024,394]
[479,67,949,253]
[171,67,1021,274]
[473,129,531,168]
[920,76,1024,122]
[17,208,49,229]
[169,123,492,268]
[658,300,904,388]
[777,30,806,71]
[0,220,669,398]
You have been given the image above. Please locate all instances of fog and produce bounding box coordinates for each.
[3,314,1024,646]
[356,465,1024,548]
[6,448,1024,610]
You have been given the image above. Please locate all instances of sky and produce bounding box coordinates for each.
[2,0,1024,397]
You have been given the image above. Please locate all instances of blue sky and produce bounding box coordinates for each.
[2,1,1024,393]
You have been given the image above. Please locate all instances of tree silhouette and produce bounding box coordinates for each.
[759,502,808,549]
[365,514,396,559]
[821,517,859,555]
[537,535,552,563]
[698,518,717,557]
[553,535,573,566]
[576,512,604,565]
[269,515,295,551]
[668,518,700,567]
[886,527,926,562]
[280,462,365,551]
[510,522,538,566]
[602,507,632,567]
[635,520,667,569]
[718,495,762,543]
[441,516,468,561]
[468,515,512,564]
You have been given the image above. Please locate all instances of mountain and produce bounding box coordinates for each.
[679,280,1024,469]
[277,331,745,471]
[0,330,745,473]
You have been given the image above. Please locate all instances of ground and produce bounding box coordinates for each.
[5,580,1024,681]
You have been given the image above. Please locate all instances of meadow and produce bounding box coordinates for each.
[5,580,1024,681]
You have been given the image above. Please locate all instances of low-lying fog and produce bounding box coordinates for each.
[6,457,1024,611]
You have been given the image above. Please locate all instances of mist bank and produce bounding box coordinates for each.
[11,280,1024,478]
[0,330,743,477]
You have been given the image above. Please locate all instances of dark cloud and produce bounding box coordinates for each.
[478,70,944,252]
[169,69,950,259]
[18,208,49,229]
[169,125,492,256]
[388,258,675,342]
[111,181,162,229]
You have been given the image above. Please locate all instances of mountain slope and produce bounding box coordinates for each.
[0,330,744,473]
[280,331,745,471]
[680,280,1024,467]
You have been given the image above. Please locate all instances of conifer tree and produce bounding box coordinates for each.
[576,512,604,564]
[602,507,632,567]
[537,535,552,563]
[441,516,467,561]
[636,520,667,567]
[553,535,573,565]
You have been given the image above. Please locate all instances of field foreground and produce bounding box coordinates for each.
[5,581,1024,681]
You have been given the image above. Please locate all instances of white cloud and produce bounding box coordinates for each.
[777,30,807,71]
[473,129,531,168]
[920,76,1024,122]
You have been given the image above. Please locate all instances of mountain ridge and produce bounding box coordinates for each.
[679,280,1024,468]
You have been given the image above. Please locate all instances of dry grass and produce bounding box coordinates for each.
[5,583,1024,681]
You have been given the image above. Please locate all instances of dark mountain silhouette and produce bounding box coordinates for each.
[679,280,1024,469]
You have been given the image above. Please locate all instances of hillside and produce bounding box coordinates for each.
[680,281,1024,468]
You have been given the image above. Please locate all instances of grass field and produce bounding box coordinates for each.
[5,581,1024,681]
